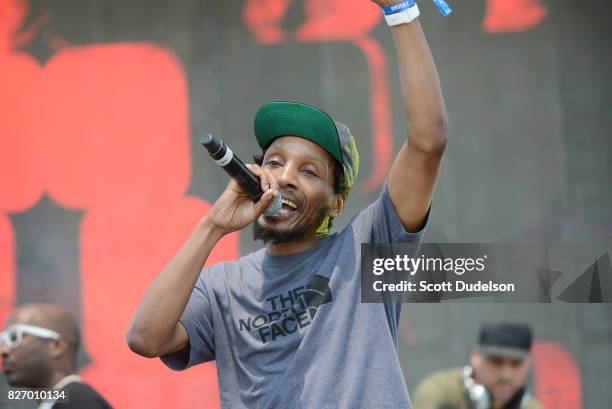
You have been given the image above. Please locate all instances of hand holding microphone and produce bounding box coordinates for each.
[201,134,282,234]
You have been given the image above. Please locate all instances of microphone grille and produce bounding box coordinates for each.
[264,192,283,216]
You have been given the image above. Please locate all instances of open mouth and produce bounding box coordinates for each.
[280,197,298,211]
[267,194,300,220]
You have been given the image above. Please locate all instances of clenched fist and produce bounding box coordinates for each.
[207,164,279,235]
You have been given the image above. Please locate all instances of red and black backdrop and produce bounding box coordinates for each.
[1,0,611,408]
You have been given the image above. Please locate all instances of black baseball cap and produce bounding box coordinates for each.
[478,323,533,359]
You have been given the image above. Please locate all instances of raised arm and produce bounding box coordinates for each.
[375,1,448,232]
[126,165,278,358]
[125,217,223,358]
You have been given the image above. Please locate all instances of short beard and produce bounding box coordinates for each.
[252,206,330,245]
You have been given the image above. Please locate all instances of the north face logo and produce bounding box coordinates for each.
[302,275,332,309]
[237,275,332,344]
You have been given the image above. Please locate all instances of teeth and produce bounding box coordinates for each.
[281,198,298,209]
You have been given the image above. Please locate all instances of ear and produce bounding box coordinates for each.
[470,346,481,369]
[523,355,532,369]
[328,194,344,219]
[48,338,67,359]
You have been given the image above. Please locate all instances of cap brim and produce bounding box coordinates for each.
[254,101,343,164]
[479,345,529,359]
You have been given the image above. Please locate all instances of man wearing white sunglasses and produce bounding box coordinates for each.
[1,303,112,408]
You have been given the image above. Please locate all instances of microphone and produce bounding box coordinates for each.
[201,134,282,216]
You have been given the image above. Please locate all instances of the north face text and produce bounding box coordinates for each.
[236,275,332,343]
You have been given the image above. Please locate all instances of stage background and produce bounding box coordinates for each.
[1,0,611,407]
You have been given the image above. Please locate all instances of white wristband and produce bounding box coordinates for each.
[384,3,420,26]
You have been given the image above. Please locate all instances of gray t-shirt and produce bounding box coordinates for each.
[161,182,428,408]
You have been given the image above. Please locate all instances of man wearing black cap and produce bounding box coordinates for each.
[412,323,543,409]
[127,0,447,407]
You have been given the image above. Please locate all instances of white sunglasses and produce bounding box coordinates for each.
[0,324,60,349]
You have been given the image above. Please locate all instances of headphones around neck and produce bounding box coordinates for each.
[461,366,531,409]
[462,366,491,409]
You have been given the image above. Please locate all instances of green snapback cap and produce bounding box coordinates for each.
[254,101,359,194]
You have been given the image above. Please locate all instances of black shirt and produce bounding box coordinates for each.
[52,382,112,409]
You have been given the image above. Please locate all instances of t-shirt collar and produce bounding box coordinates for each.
[262,234,334,270]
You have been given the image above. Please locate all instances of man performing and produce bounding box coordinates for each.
[412,323,543,409]
[127,0,447,407]
[1,303,113,409]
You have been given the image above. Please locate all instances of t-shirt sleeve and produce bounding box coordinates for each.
[350,179,430,246]
[159,269,216,370]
